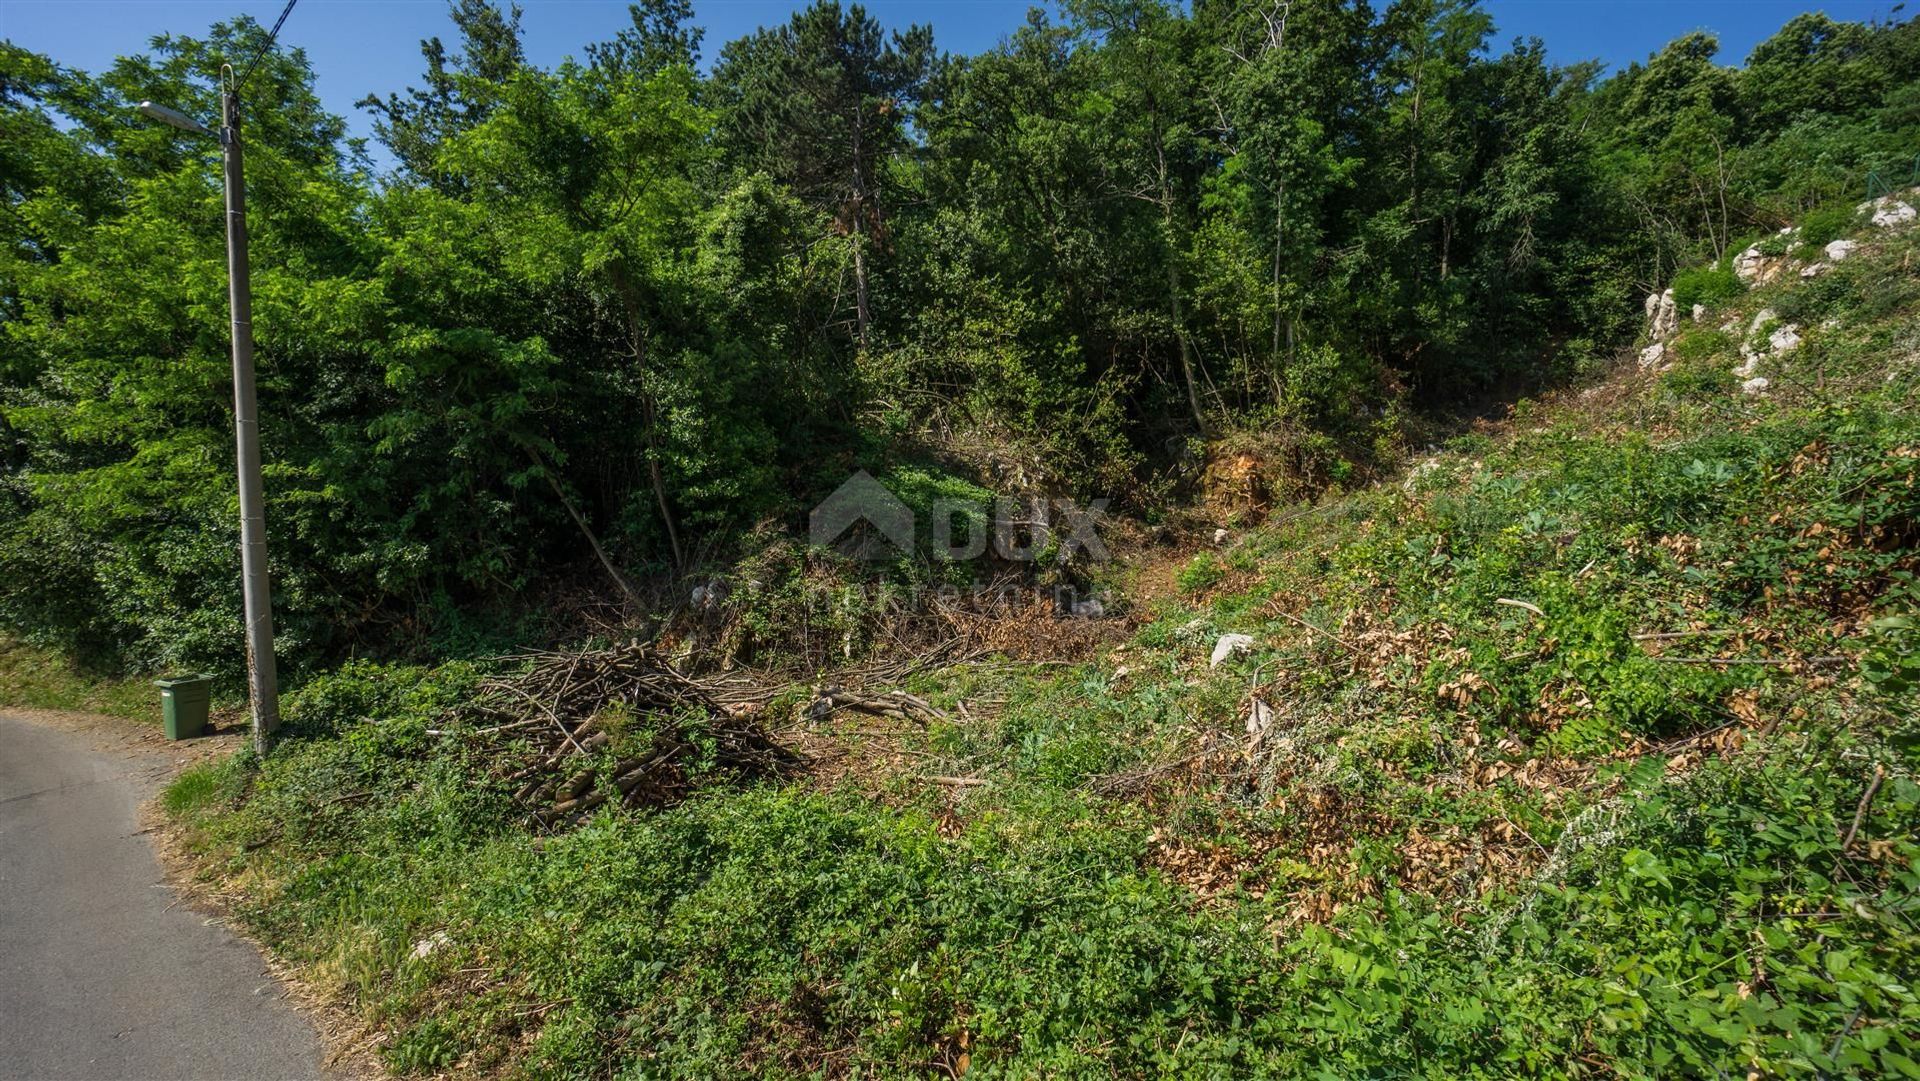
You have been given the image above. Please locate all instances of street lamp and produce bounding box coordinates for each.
[135,101,211,136]
[137,86,280,751]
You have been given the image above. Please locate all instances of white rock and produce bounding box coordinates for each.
[1768,324,1801,355]
[1212,527,1229,545]
[1733,350,1762,379]
[1210,633,1255,667]
[1870,200,1916,228]
[1733,245,1769,283]
[1246,697,1275,740]
[1741,376,1771,396]
[1401,458,1444,493]
[411,931,451,960]
[1638,342,1666,370]
[1825,239,1857,262]
[1691,303,1706,322]
[1748,308,1778,335]
[1645,287,1678,340]
[1800,262,1829,279]
[1070,598,1105,619]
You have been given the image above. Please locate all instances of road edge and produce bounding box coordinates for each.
[2,705,392,1081]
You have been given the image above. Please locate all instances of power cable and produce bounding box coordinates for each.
[236,0,300,94]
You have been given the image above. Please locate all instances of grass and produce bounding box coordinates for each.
[0,636,158,722]
[164,221,1920,1078]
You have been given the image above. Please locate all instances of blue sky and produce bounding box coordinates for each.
[3,0,1908,151]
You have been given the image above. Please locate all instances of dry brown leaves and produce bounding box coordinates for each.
[937,594,1128,661]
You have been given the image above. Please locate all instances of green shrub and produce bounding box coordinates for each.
[1176,552,1227,594]
[1795,203,1860,248]
[1662,363,1737,399]
[1670,266,1746,313]
[1671,328,1734,364]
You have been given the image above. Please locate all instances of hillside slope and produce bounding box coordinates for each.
[165,200,1920,1078]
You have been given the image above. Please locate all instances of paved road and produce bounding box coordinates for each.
[0,714,327,1079]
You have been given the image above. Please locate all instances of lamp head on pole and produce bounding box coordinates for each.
[136,100,213,136]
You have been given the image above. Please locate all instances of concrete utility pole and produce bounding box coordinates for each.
[138,86,280,749]
[220,89,281,748]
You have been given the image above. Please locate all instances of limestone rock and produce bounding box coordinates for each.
[1767,323,1801,356]
[1402,458,1444,493]
[1825,238,1857,262]
[1644,287,1678,340]
[1859,195,1917,228]
[411,931,451,960]
[1210,633,1255,667]
[1733,245,1771,283]
[1638,342,1666,370]
[1741,376,1771,396]
[1246,697,1275,741]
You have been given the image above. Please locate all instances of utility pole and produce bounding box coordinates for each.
[138,85,280,750]
[220,89,281,749]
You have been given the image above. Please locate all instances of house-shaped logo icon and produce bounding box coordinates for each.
[809,471,915,559]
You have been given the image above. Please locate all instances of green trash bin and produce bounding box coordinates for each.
[154,674,213,740]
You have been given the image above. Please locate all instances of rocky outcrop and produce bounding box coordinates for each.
[1732,244,1772,284]
[1860,194,1917,229]
[1644,287,1678,340]
[1731,309,1800,388]
[1768,323,1801,356]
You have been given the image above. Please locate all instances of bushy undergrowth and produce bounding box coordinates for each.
[166,707,1920,1078]
[167,226,1920,1077]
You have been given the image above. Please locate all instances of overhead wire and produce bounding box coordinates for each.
[236,0,300,94]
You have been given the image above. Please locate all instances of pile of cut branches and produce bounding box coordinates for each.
[454,642,801,827]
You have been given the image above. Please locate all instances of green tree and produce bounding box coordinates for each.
[711,1,933,348]
[358,0,527,182]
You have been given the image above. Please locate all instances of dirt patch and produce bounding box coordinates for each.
[1,703,249,791]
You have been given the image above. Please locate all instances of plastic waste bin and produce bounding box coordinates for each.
[154,674,213,740]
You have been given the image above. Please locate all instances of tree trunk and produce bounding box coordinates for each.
[524,444,641,605]
[1272,182,1285,361]
[852,220,871,348]
[1156,142,1207,436]
[850,126,873,348]
[639,390,686,571]
[615,290,686,572]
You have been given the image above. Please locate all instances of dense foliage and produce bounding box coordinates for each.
[9,3,1914,1075]
[3,3,1919,677]
[164,212,1920,1076]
